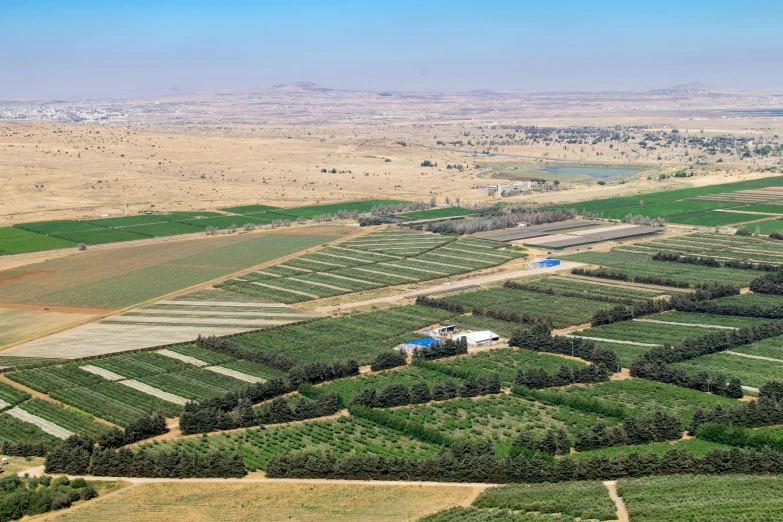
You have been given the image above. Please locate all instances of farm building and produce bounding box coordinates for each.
[452,330,500,346]
[395,337,442,354]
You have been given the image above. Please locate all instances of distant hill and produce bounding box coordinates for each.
[271,82,332,92]
[650,82,710,94]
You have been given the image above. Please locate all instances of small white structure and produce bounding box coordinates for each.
[452,330,499,346]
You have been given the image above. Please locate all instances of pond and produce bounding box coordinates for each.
[545,166,640,178]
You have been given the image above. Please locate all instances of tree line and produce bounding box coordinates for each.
[412,338,468,360]
[427,208,577,235]
[653,251,783,272]
[573,411,682,451]
[749,271,783,295]
[349,374,502,411]
[45,435,246,478]
[514,364,608,389]
[265,440,783,484]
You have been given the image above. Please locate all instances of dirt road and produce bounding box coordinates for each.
[604,480,629,522]
[315,261,584,314]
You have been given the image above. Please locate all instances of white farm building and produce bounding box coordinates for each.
[452,331,499,346]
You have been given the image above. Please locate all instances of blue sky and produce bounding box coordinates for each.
[2,0,782,99]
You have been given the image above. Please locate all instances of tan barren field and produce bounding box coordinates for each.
[42,482,477,522]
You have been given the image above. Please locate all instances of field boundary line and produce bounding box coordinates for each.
[726,350,783,364]
[633,318,738,330]
[565,335,661,347]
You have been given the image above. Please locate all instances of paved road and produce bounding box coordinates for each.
[315,261,584,314]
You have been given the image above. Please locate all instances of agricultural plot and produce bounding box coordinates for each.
[514,276,668,302]
[561,250,759,287]
[234,305,456,365]
[318,365,455,404]
[396,207,476,220]
[0,233,76,255]
[267,199,408,219]
[595,200,741,220]
[573,320,735,346]
[146,415,440,471]
[114,221,206,237]
[618,233,783,264]
[473,480,617,521]
[220,204,281,214]
[81,212,223,228]
[18,398,112,438]
[617,474,783,522]
[384,394,613,455]
[545,176,783,215]
[439,287,612,329]
[551,379,735,424]
[0,413,62,447]
[221,230,521,304]
[662,211,766,227]
[640,311,767,328]
[672,352,783,389]
[753,219,783,235]
[426,348,585,387]
[55,228,152,245]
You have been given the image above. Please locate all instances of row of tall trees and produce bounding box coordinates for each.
[265,442,783,484]
[412,338,468,360]
[45,435,246,478]
[514,364,608,389]
[571,267,690,288]
[574,412,682,451]
[350,374,502,410]
[653,251,782,272]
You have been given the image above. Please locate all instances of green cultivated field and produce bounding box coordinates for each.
[56,228,151,245]
[473,480,617,521]
[617,474,783,522]
[269,199,408,219]
[673,352,783,389]
[562,250,758,287]
[439,287,615,329]
[0,414,61,447]
[546,176,783,214]
[425,348,584,386]
[147,416,440,471]
[386,394,612,455]
[397,207,476,220]
[575,320,729,346]
[665,211,767,226]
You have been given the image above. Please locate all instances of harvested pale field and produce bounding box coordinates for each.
[5,406,74,439]
[100,316,291,327]
[155,349,208,367]
[0,229,345,308]
[205,365,265,383]
[80,365,125,381]
[120,380,188,405]
[45,482,476,522]
[156,300,290,308]
[0,323,254,358]
[0,307,96,347]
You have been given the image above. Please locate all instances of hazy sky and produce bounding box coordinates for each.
[2,0,782,99]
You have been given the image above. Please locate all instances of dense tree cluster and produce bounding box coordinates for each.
[255,393,340,425]
[370,351,407,372]
[571,267,690,288]
[510,325,620,372]
[697,423,783,453]
[512,428,570,456]
[690,396,783,434]
[414,296,465,314]
[427,207,576,235]
[574,412,682,451]
[179,378,293,435]
[0,475,96,522]
[750,271,783,295]
[97,413,168,448]
[45,435,245,478]
[591,299,673,326]
[0,441,47,457]
[514,364,608,389]
[412,338,468,360]
[266,441,783,484]
[350,374,501,410]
